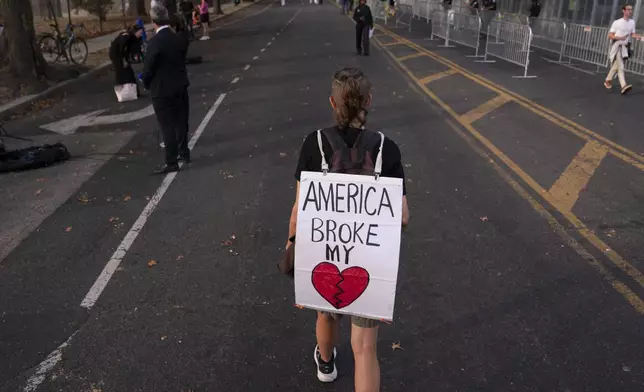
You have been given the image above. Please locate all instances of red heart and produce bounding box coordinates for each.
[311,262,370,309]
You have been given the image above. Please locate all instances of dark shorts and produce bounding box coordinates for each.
[319,311,379,328]
[200,13,210,24]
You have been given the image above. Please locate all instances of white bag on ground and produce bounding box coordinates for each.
[114,83,138,102]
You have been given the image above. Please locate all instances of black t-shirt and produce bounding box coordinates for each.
[294,126,407,195]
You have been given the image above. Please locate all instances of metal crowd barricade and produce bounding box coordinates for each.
[623,36,644,76]
[529,18,567,62]
[430,10,454,47]
[478,20,536,78]
[415,0,432,22]
[449,12,484,57]
[561,24,610,71]
[496,12,529,25]
[370,0,388,23]
[396,4,415,31]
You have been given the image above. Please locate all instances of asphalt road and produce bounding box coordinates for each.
[1,2,643,391]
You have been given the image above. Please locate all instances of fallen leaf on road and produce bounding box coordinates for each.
[222,240,233,246]
[231,234,236,240]
[161,335,167,341]
[65,226,72,232]
[279,152,287,157]
[480,216,489,222]
[35,189,43,195]
[78,193,90,203]
[123,195,132,202]
[109,217,119,223]
[391,342,403,351]
[148,260,157,268]
[294,304,305,309]
[176,255,184,260]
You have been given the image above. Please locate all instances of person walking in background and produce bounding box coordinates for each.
[287,67,409,392]
[342,0,350,14]
[179,0,195,38]
[353,0,373,56]
[199,0,211,40]
[109,25,143,101]
[604,4,639,95]
[143,2,191,174]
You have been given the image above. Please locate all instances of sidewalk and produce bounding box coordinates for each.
[84,1,257,54]
[0,0,258,119]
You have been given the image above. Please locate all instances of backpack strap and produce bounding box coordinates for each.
[374,132,385,179]
[316,129,329,174]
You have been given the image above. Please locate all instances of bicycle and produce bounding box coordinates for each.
[38,20,89,65]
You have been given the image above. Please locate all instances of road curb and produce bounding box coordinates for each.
[0,62,112,121]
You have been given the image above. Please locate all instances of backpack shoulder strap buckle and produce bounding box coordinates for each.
[316,129,329,174]
[374,131,385,180]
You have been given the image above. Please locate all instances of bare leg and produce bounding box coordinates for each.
[316,312,340,361]
[351,323,380,392]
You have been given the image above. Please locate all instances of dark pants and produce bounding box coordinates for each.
[152,90,190,165]
[356,23,370,55]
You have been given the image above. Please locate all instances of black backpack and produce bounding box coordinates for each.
[0,143,70,173]
[316,127,385,178]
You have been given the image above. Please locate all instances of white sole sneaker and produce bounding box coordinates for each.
[313,345,337,383]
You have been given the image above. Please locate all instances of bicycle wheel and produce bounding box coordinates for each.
[68,37,88,65]
[39,34,61,64]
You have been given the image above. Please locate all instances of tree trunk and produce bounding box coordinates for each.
[214,0,223,15]
[0,0,48,80]
[136,0,146,15]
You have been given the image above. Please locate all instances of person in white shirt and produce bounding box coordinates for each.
[604,4,640,95]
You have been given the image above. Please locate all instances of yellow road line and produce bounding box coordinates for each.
[378,40,644,297]
[377,26,644,171]
[442,114,644,316]
[418,69,458,84]
[549,141,609,212]
[396,52,426,61]
[460,94,512,125]
[382,41,406,47]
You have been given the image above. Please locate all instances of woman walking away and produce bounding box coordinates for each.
[109,25,143,101]
[199,0,210,40]
[353,0,373,56]
[288,67,410,392]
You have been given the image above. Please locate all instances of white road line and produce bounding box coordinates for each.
[285,9,302,27]
[253,56,259,60]
[244,64,250,70]
[231,77,240,84]
[80,93,227,310]
[271,37,275,40]
[260,48,266,52]
[23,333,76,392]
[267,42,272,46]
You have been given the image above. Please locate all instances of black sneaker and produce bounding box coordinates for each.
[313,345,337,383]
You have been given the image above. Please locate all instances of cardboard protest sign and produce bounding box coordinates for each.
[294,171,403,322]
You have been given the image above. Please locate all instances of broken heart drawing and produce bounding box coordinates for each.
[311,262,370,309]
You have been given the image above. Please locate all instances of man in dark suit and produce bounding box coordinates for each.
[143,2,191,174]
